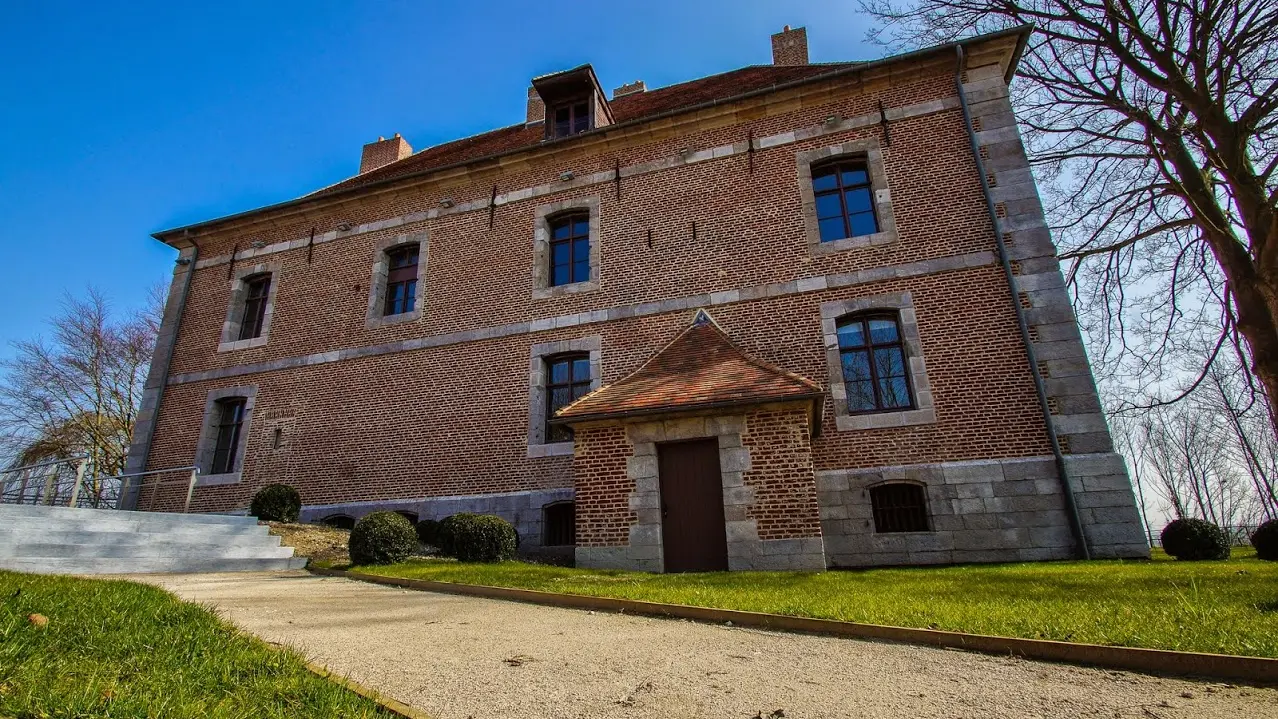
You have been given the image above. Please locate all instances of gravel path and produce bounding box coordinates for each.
[140,571,1277,719]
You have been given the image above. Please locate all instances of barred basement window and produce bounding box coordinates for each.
[543,501,576,546]
[396,511,419,525]
[836,312,914,413]
[238,274,271,341]
[383,245,420,316]
[545,353,591,443]
[323,515,355,530]
[870,483,930,533]
[209,398,247,475]
[548,212,591,287]
[812,160,879,242]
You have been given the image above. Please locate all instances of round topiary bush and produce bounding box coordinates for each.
[249,484,301,522]
[348,511,418,565]
[415,518,441,547]
[435,513,475,557]
[1251,519,1278,561]
[450,514,517,563]
[1161,518,1231,561]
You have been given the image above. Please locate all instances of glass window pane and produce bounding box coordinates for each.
[573,218,589,236]
[552,264,569,286]
[818,217,846,243]
[868,318,899,344]
[874,346,905,377]
[552,242,570,265]
[844,187,872,214]
[403,280,417,313]
[840,350,871,384]
[879,377,912,409]
[571,382,591,401]
[836,321,866,348]
[572,236,589,259]
[812,169,838,192]
[552,221,571,240]
[847,380,877,412]
[573,259,590,283]
[571,358,590,381]
[815,192,843,220]
[549,360,569,385]
[555,107,570,122]
[574,102,588,115]
[550,386,573,411]
[849,212,879,237]
[841,167,868,186]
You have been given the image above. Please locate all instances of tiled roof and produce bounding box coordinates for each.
[555,312,823,423]
[309,63,852,198]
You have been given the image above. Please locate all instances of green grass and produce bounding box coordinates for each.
[0,571,388,718]
[355,549,1278,658]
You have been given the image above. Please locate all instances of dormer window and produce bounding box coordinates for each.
[552,101,591,138]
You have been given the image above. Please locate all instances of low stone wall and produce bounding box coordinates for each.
[817,452,1148,567]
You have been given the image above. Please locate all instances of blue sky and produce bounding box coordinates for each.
[0,1,877,357]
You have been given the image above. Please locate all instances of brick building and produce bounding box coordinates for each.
[128,25,1150,571]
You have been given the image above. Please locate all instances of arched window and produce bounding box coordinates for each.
[543,501,576,546]
[322,514,355,530]
[812,160,879,242]
[869,483,930,533]
[545,353,591,442]
[836,313,913,413]
[548,212,590,286]
[238,274,272,341]
[209,397,248,475]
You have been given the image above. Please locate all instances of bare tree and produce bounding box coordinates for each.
[859,0,1278,437]
[1206,361,1278,520]
[0,288,160,477]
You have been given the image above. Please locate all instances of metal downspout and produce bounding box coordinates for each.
[953,45,1091,559]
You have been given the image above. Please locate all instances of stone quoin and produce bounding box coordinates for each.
[128,24,1149,570]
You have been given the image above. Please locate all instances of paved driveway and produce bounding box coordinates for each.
[140,572,1276,719]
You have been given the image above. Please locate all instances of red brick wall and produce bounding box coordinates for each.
[571,425,634,546]
[742,409,821,540]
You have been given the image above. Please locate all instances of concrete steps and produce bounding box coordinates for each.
[0,504,306,574]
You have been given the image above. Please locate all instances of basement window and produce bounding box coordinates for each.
[870,483,930,533]
[543,501,576,546]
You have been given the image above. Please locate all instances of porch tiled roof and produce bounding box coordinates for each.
[555,313,823,423]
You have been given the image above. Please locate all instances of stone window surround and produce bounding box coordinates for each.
[193,385,257,487]
[527,335,602,457]
[217,261,281,353]
[365,231,429,329]
[532,196,601,300]
[820,291,935,431]
[795,138,898,256]
[865,478,935,533]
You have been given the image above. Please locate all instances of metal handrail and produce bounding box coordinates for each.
[103,466,201,513]
[1,456,90,508]
[1,455,90,474]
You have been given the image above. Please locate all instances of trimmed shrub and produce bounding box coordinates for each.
[450,514,518,563]
[249,484,301,522]
[1252,519,1278,561]
[434,513,474,557]
[1161,518,1231,561]
[415,519,441,547]
[348,511,418,565]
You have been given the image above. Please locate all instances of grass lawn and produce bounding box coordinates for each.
[354,549,1278,659]
[0,571,388,718]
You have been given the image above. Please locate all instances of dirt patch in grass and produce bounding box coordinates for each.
[267,522,350,566]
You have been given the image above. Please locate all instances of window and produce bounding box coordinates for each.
[210,398,247,475]
[812,160,879,242]
[543,502,576,546]
[237,274,271,341]
[551,100,591,138]
[837,313,914,413]
[383,245,419,316]
[396,511,419,525]
[548,212,590,287]
[545,353,591,442]
[322,515,355,530]
[870,483,930,533]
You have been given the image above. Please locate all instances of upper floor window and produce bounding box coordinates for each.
[383,245,419,316]
[549,212,591,287]
[813,160,879,242]
[837,313,913,413]
[543,501,576,546]
[545,353,591,443]
[210,397,247,475]
[238,274,271,341]
[551,100,591,138]
[870,483,930,533]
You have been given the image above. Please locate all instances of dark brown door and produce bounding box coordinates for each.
[658,438,729,572]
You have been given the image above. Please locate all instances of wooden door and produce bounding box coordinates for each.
[658,438,729,572]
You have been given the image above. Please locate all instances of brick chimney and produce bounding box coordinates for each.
[771,25,809,66]
[526,87,545,125]
[359,134,412,174]
[612,80,646,98]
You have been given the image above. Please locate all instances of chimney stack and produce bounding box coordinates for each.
[612,80,646,98]
[526,87,545,125]
[771,25,809,66]
[359,133,412,174]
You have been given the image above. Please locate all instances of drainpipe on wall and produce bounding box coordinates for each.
[953,45,1091,559]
